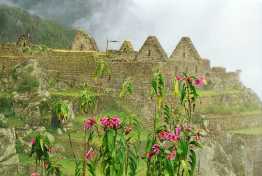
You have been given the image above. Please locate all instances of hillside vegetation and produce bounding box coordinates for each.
[0,5,76,48]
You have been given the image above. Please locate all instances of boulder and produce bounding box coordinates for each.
[0,128,19,175]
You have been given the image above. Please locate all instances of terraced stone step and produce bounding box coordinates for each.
[207,113,262,131]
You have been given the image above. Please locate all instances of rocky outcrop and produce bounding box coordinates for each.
[10,59,50,125]
[0,128,19,175]
[199,131,262,176]
[199,139,236,176]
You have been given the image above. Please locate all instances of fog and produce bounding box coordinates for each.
[0,0,262,99]
[77,0,262,99]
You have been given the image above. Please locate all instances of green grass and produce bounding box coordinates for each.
[50,89,82,98]
[199,89,241,97]
[58,157,147,176]
[7,117,26,127]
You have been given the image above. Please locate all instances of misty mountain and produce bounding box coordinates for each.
[4,0,133,27]
[0,5,76,48]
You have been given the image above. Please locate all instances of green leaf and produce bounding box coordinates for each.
[180,83,186,104]
[178,140,188,158]
[173,80,180,97]
[189,141,202,148]
[87,160,96,176]
[164,160,174,176]
[181,160,190,176]
[189,149,196,176]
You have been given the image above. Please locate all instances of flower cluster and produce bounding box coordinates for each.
[159,127,181,142]
[176,75,207,87]
[194,76,207,87]
[100,116,121,129]
[84,118,96,130]
[85,147,95,160]
[146,144,160,160]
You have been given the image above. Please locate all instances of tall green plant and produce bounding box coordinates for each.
[151,70,165,138]
[173,73,200,122]
[145,72,206,176]
[30,132,62,176]
[51,100,69,128]
[151,70,165,110]
[80,89,97,114]
[119,78,133,99]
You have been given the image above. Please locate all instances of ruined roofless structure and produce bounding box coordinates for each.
[0,31,260,134]
[0,33,242,94]
[71,31,98,51]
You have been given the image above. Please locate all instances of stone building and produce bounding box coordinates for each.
[119,40,134,53]
[71,31,98,51]
[136,36,167,61]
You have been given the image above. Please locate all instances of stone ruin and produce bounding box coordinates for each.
[136,36,168,61]
[119,40,134,53]
[71,31,98,51]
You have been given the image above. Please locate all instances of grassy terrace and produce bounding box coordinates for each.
[198,89,242,97]
[1,88,260,175]
[230,127,262,135]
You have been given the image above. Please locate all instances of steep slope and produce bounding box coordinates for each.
[0,5,77,49]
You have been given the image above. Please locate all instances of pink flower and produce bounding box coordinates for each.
[194,76,207,87]
[152,144,160,154]
[175,75,182,81]
[31,138,36,145]
[111,116,121,129]
[100,117,110,127]
[175,127,181,136]
[159,131,179,142]
[167,148,177,160]
[100,116,121,129]
[84,118,96,130]
[145,144,160,160]
[31,172,40,176]
[85,148,95,160]
[146,151,154,160]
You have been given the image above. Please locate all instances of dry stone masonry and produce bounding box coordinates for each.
[71,31,98,51]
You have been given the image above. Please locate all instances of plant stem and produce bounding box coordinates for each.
[67,132,77,162]
[82,130,87,176]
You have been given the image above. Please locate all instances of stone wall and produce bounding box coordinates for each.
[0,36,241,92]
[0,36,252,122]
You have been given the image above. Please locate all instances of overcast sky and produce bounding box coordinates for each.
[1,0,262,99]
[76,0,262,99]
